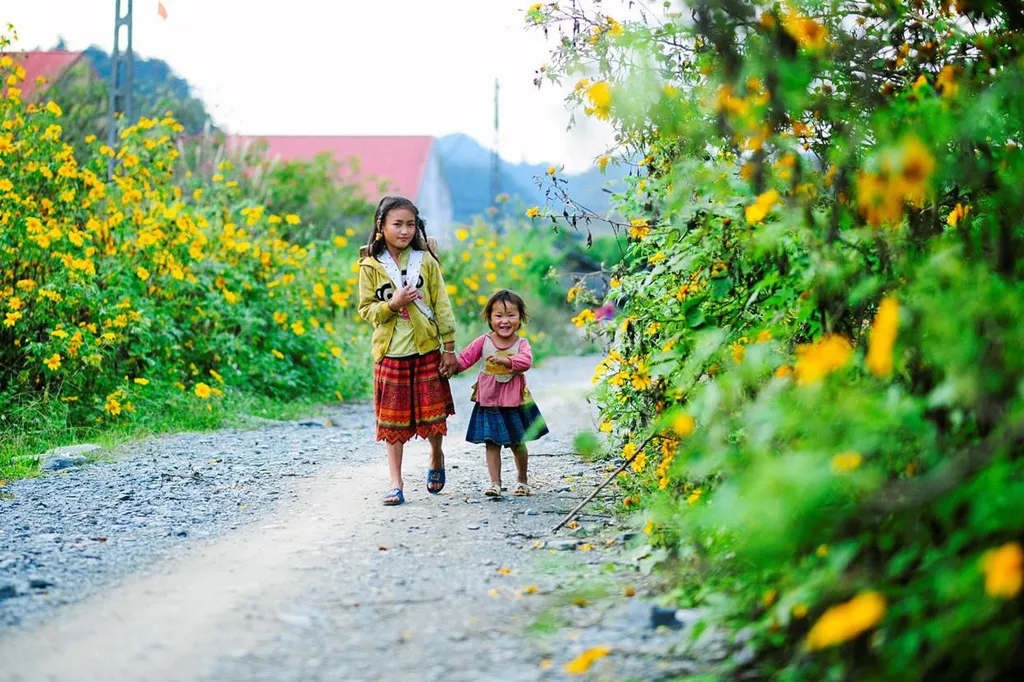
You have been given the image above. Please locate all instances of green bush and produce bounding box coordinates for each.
[0,42,370,447]
[529,1,1024,679]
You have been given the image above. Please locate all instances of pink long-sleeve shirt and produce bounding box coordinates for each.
[456,334,533,407]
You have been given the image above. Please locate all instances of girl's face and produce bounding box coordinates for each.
[381,207,417,251]
[489,300,522,339]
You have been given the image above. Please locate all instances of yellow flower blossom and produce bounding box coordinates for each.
[525,206,541,218]
[866,297,899,378]
[982,542,1023,598]
[831,451,863,473]
[455,228,469,241]
[194,382,213,399]
[745,189,780,224]
[946,203,969,227]
[782,9,829,51]
[584,81,614,120]
[44,354,62,371]
[794,335,853,385]
[672,413,694,438]
[572,309,596,328]
[806,592,886,650]
[628,219,650,240]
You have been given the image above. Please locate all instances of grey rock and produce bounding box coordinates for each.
[548,540,578,551]
[467,524,481,531]
[0,583,20,601]
[651,606,683,630]
[43,444,102,460]
[28,577,55,590]
[524,509,538,516]
[674,608,710,627]
[42,455,90,472]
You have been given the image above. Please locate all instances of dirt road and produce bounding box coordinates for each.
[2,356,684,682]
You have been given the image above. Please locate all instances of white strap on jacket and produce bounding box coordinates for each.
[378,249,436,322]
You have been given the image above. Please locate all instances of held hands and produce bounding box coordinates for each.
[439,352,458,378]
[388,284,421,312]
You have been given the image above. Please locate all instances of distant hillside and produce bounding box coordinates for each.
[80,45,212,133]
[436,133,626,225]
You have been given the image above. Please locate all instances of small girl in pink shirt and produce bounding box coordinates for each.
[455,289,548,497]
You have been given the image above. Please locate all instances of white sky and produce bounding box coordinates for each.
[4,0,619,172]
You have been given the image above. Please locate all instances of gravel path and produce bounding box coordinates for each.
[0,356,715,682]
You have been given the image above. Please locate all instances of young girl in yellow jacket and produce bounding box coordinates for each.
[357,196,458,506]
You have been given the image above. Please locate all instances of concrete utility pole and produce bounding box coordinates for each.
[107,0,134,180]
[490,78,503,229]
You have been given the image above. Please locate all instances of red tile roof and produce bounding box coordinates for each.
[225,135,436,200]
[6,51,85,100]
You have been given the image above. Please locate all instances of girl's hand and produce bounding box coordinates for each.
[388,284,421,311]
[439,353,459,378]
[487,355,513,368]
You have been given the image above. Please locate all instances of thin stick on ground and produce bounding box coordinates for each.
[551,433,659,534]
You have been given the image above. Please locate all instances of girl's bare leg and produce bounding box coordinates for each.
[486,442,502,487]
[427,433,445,492]
[512,444,529,484]
[386,440,404,494]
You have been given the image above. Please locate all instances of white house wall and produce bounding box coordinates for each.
[417,146,455,247]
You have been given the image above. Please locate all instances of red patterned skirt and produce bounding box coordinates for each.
[373,351,455,443]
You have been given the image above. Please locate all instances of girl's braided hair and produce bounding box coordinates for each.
[366,196,440,263]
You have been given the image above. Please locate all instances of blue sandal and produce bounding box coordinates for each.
[382,488,405,506]
[426,465,446,494]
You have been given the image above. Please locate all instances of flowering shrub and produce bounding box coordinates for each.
[0,43,368,438]
[531,1,1024,679]
[439,220,568,356]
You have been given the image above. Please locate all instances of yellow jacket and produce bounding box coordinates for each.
[358,250,457,362]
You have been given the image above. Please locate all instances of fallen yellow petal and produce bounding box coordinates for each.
[565,645,612,674]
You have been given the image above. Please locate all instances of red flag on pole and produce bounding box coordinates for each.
[158,2,168,19]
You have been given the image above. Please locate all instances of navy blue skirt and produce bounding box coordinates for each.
[466,403,549,446]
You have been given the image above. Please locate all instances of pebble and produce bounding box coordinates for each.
[467,524,481,531]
